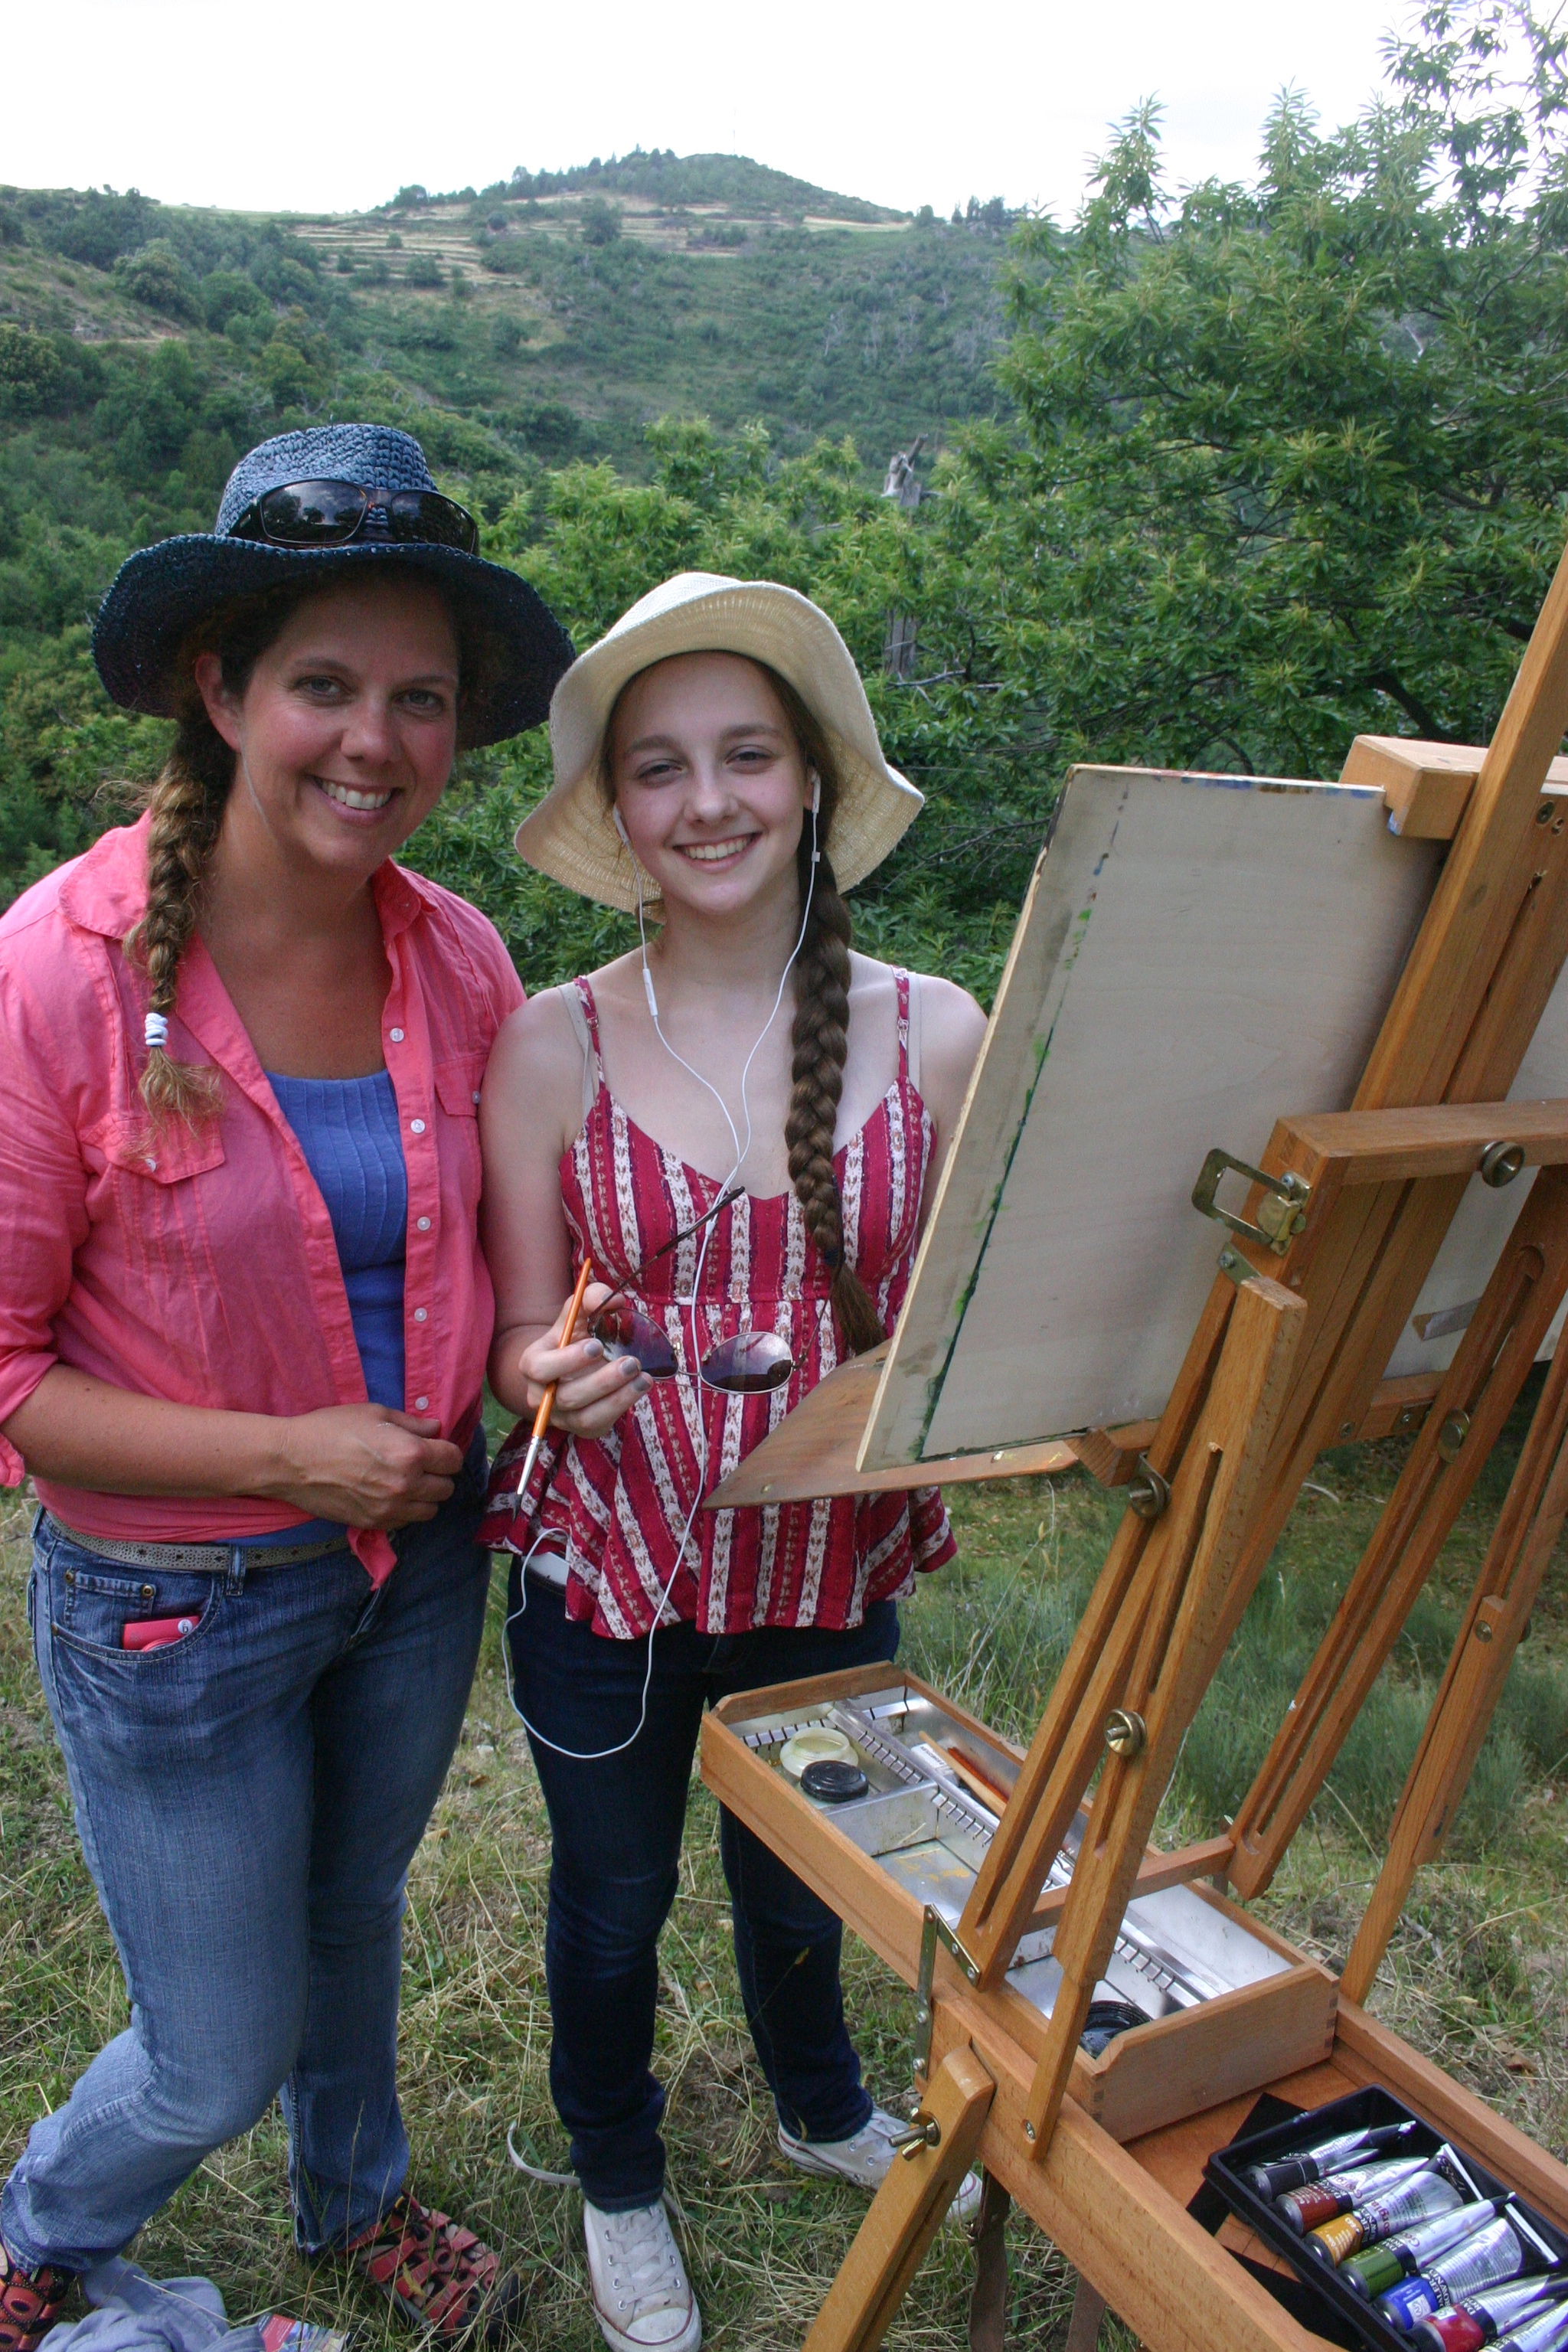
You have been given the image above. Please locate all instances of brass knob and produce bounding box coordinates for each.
[890,2115,942,2159]
[1104,1708,1147,1759]
[1437,1410,1471,1464]
[1479,1141,1525,1188]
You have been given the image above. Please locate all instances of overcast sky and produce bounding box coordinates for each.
[9,0,1400,222]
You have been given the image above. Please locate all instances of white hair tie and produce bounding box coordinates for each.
[144,1011,169,1051]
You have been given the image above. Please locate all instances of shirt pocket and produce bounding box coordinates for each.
[103,1116,228,1187]
[434,1054,485,1220]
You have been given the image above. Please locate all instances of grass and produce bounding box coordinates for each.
[5,1379,1568,2348]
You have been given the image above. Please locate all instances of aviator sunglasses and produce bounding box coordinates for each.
[228,479,480,555]
[590,1189,831,1395]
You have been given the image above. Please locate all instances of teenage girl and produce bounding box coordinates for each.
[479,572,988,2352]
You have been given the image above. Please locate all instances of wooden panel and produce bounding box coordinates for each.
[1340,733,1568,838]
[861,767,1443,1471]
[1090,1960,1336,2144]
[1274,1096,1568,1189]
[704,1343,1086,1508]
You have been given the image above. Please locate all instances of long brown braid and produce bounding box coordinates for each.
[770,674,886,1355]
[602,655,886,1357]
[124,586,310,1128]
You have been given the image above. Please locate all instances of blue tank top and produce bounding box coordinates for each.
[236,1070,408,1550]
[268,1069,409,1413]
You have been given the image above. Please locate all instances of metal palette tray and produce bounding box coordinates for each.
[727,1680,1293,2040]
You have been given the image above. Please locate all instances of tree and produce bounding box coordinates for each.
[579,196,622,247]
[923,2,1568,786]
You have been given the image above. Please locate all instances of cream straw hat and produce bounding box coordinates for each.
[514,571,924,913]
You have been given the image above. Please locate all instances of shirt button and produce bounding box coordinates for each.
[416,1215,431,1232]
[389,1027,404,1042]
[472,1090,481,1104]
[414,1395,429,1411]
[410,1118,426,1135]
[414,1307,428,1322]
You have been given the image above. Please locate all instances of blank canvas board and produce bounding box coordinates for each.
[858,763,1568,1473]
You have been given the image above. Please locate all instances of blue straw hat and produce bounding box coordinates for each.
[92,424,573,746]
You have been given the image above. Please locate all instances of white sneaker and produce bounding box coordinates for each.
[778,2103,982,2225]
[582,2197,701,2352]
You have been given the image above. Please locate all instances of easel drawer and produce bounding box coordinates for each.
[702,1664,1338,2143]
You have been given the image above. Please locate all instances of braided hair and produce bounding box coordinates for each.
[603,656,886,1357]
[769,672,886,1356]
[125,585,310,1128]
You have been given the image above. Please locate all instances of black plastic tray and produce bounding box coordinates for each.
[1204,2086,1567,2350]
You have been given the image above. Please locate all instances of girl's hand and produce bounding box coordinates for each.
[519,1282,649,1438]
[267,1404,466,1529]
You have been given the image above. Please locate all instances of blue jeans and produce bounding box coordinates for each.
[505,1570,899,2212]
[2,1445,490,2275]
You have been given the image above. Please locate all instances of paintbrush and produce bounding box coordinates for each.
[515,1256,594,1498]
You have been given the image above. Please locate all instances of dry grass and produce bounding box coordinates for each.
[4,1385,1568,2348]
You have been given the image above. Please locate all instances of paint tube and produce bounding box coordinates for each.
[1376,2220,1529,2328]
[1309,2171,1463,2266]
[1247,2120,1421,2200]
[1344,2201,1505,2298]
[1416,2278,1568,2350]
[1495,2302,1568,2352]
[1283,2156,1430,2234]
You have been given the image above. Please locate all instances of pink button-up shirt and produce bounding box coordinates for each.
[0,814,523,1583]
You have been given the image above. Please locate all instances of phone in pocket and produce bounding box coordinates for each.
[122,1614,199,1651]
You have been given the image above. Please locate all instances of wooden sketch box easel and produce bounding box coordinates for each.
[696,544,1568,2350]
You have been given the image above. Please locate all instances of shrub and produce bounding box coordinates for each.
[112,240,204,322]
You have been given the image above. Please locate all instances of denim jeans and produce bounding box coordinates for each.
[2,1442,490,2275]
[505,1567,900,2212]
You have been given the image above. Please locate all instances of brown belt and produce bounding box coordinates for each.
[47,1515,351,1574]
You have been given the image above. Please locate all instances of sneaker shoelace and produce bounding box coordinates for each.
[597,2207,684,2320]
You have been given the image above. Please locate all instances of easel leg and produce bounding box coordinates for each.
[967,2171,1011,2352]
[1230,1167,1568,1900]
[1342,1334,1568,2000]
[802,2048,995,2352]
[1063,2275,1107,2352]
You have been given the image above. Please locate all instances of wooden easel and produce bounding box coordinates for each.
[700,540,1568,2350]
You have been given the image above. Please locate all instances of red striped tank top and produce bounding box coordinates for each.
[479,969,956,1638]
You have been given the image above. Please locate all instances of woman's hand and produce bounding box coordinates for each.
[517,1281,649,1439]
[265,1404,467,1529]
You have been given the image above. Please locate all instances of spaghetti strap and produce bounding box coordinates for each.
[894,969,912,1084]
[573,976,607,1084]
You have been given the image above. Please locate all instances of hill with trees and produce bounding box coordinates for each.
[4,2,1568,1011]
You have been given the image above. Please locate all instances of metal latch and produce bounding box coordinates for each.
[913,1904,982,2082]
[1192,1149,1311,1256]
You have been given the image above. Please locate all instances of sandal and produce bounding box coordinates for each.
[340,2193,528,2343]
[0,2244,74,2352]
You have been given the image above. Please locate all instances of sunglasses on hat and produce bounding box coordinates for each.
[228,479,479,555]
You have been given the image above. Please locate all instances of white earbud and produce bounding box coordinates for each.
[612,807,630,844]
[809,771,822,815]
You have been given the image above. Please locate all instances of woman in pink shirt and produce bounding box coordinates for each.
[0,427,623,2350]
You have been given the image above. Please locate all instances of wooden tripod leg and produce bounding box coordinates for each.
[1342,1332,1568,2000]
[1229,1165,1568,1900]
[1018,1278,1305,2151]
[802,2048,995,2352]
[966,2171,1011,2352]
[1063,2276,1108,2352]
